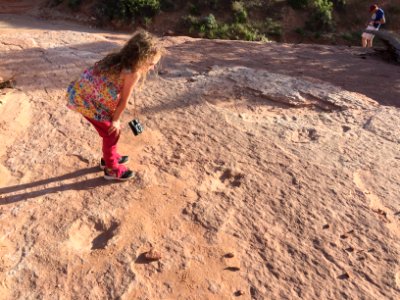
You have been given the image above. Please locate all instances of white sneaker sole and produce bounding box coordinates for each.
[103,174,134,181]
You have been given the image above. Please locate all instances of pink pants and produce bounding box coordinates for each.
[85,117,121,169]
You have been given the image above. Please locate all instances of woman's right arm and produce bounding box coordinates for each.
[108,72,140,135]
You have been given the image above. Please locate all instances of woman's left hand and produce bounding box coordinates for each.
[108,120,121,136]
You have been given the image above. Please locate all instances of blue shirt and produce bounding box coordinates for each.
[372,8,385,29]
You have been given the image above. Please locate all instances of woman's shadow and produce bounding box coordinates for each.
[0,167,117,205]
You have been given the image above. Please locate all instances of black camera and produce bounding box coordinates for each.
[129,119,144,136]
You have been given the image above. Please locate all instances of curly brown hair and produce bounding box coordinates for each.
[95,30,161,74]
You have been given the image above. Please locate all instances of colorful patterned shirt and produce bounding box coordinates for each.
[66,66,124,121]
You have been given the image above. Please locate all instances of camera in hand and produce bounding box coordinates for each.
[129,119,144,136]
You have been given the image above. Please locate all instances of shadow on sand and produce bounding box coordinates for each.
[0,166,117,205]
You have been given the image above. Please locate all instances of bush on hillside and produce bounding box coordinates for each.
[184,14,217,37]
[183,13,267,41]
[232,1,248,23]
[264,17,282,37]
[288,0,334,33]
[229,23,267,41]
[96,0,161,22]
[306,0,333,32]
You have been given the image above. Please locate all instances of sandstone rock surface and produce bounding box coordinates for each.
[0,14,399,300]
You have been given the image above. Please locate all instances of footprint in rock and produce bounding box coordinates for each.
[224,266,240,272]
[291,127,320,143]
[91,220,120,250]
[353,170,396,228]
[342,125,351,133]
[371,208,389,222]
[306,128,319,141]
[337,272,350,280]
[67,218,120,251]
[66,220,94,251]
[0,237,15,270]
[219,169,245,188]
[322,224,330,229]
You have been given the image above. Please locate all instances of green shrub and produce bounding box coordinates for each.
[204,14,218,30]
[182,14,198,27]
[231,1,244,14]
[264,17,282,37]
[182,14,208,37]
[143,16,152,27]
[97,0,161,21]
[232,1,248,23]
[231,23,254,40]
[215,23,230,39]
[306,0,333,32]
[182,13,267,41]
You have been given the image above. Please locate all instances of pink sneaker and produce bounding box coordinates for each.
[104,166,134,181]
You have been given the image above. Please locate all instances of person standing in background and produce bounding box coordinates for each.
[361,4,385,48]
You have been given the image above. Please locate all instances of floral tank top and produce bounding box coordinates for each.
[66,66,124,121]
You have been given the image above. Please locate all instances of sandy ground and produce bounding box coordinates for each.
[0,14,399,300]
